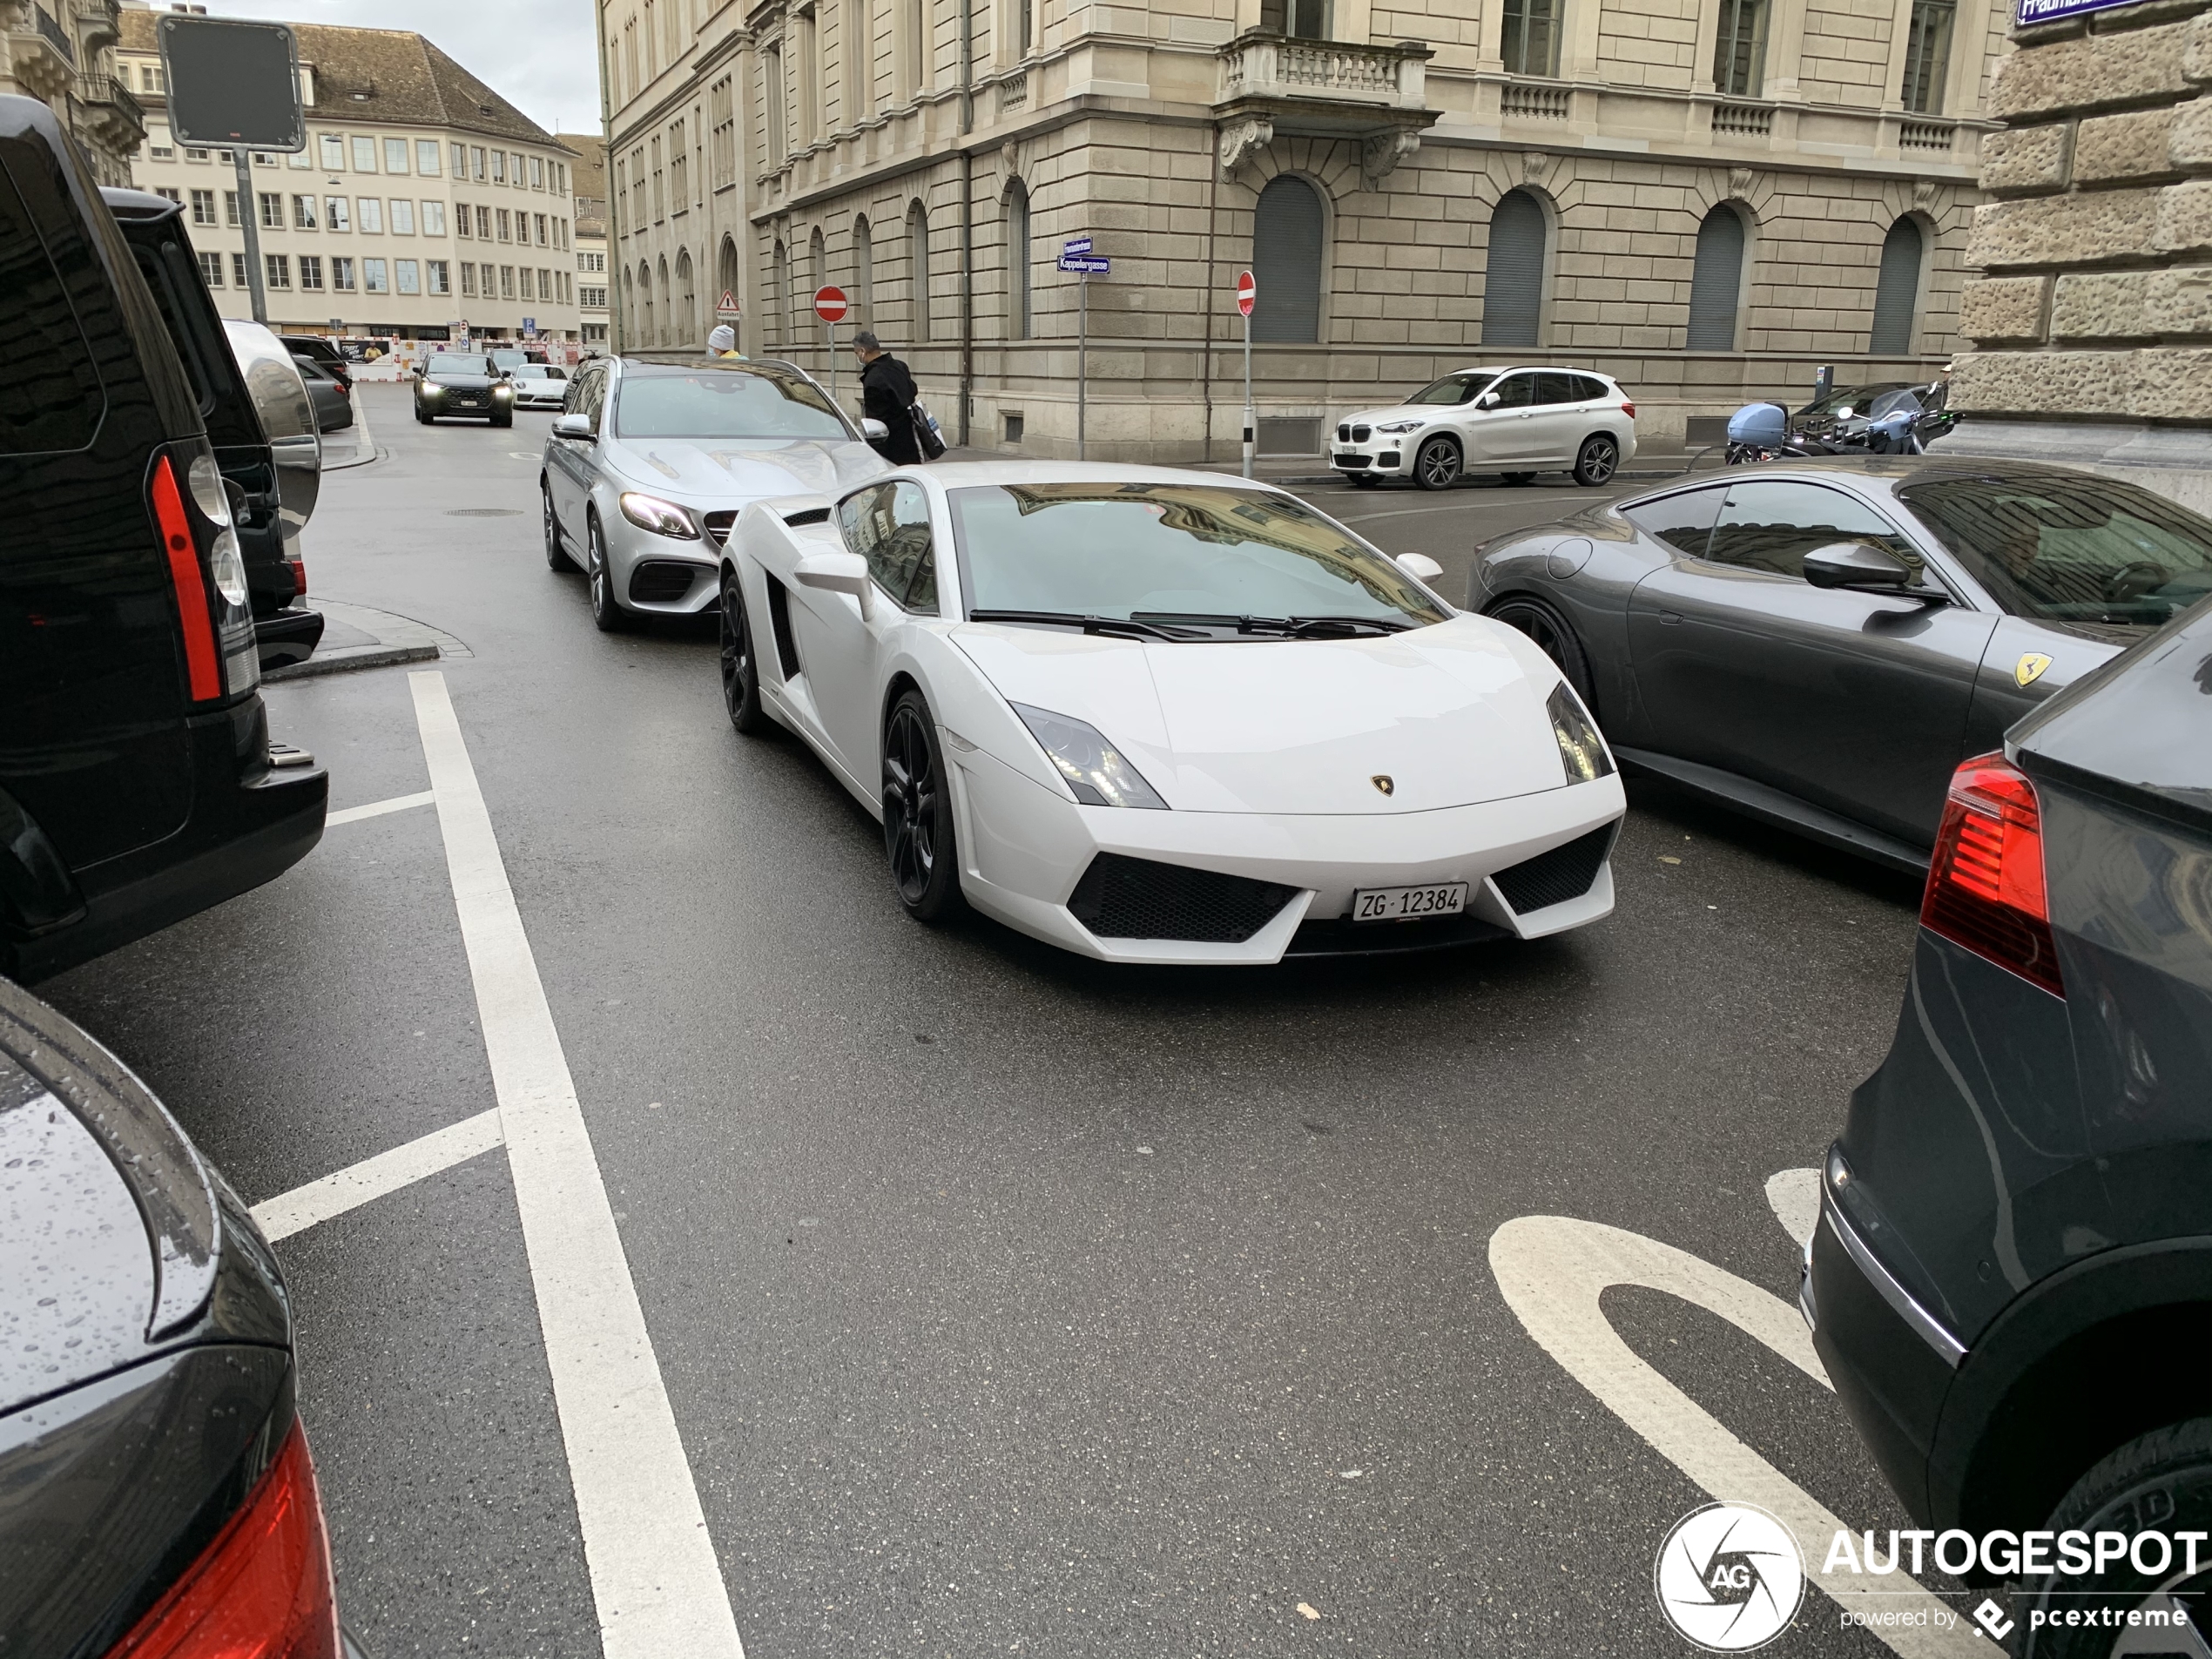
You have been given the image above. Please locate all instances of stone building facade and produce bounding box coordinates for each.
[1,1,144,185]
[1946,0,2212,510]
[604,0,2010,456]
[560,132,614,348]
[117,10,583,346]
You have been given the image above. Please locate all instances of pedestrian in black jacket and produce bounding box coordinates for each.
[854,331,922,464]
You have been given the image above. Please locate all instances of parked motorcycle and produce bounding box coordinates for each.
[1725,380,1957,464]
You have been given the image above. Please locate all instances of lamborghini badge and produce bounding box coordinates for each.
[2015,651,2054,688]
[1372,775,1395,796]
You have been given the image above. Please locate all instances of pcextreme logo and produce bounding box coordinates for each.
[1655,1502,1806,1651]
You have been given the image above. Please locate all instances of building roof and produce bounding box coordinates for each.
[118,11,559,147]
[555,131,605,199]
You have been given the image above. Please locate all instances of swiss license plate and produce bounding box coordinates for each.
[1352,882,1467,923]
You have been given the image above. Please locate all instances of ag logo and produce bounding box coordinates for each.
[2015,651,2054,688]
[1654,1501,1804,1652]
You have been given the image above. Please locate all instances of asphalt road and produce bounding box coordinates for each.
[44,386,1939,1658]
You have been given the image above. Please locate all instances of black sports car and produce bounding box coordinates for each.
[414,352,516,427]
[0,976,358,1658]
[1472,457,2212,869]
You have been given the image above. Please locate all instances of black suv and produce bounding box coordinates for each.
[1,97,327,981]
[1808,593,2212,1651]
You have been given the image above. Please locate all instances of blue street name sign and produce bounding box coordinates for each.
[2016,0,2142,22]
[1063,236,1093,255]
[1059,254,1109,274]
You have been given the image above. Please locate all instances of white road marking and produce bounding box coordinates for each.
[1489,1216,1980,1657]
[1766,1167,1822,1248]
[409,671,745,1659]
[325,790,436,827]
[252,1109,504,1242]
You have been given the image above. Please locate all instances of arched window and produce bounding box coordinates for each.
[1481,188,1547,347]
[1685,204,1746,351]
[676,247,696,346]
[771,239,789,347]
[717,235,740,345]
[1251,175,1323,344]
[655,256,671,346]
[1870,216,1923,354]
[638,261,654,344]
[908,199,931,341]
[854,215,873,323]
[1005,179,1031,340]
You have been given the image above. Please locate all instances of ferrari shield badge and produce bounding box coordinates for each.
[2014,651,2054,688]
[1372,775,1395,796]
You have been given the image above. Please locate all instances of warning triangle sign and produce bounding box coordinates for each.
[715,289,740,317]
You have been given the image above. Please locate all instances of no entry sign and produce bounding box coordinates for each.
[1236,270,1256,317]
[813,286,849,323]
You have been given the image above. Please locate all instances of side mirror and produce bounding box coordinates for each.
[1475,392,1499,409]
[552,413,594,441]
[793,549,873,618]
[1395,552,1445,582]
[860,417,889,442]
[1802,540,1915,592]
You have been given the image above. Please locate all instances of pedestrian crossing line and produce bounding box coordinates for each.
[251,1109,504,1242]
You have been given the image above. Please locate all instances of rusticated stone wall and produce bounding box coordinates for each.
[1946,0,2212,507]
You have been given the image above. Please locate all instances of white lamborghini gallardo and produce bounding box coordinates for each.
[716,462,1626,964]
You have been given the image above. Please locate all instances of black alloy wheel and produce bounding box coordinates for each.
[880,690,964,922]
[1413,435,1462,491]
[1501,471,1537,487]
[718,571,768,734]
[1573,433,1620,487]
[1486,594,1598,711]
[491,410,514,428]
[542,483,571,570]
[587,515,627,632]
[416,406,434,425]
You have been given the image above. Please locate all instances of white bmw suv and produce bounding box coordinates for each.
[1331,367,1637,490]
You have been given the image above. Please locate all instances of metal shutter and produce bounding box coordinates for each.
[1481,190,1546,347]
[1685,206,1745,350]
[1252,176,1324,344]
[1870,218,1923,354]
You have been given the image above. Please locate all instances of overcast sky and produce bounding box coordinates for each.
[199,0,602,136]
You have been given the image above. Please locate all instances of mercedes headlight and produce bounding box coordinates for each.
[1547,683,1614,784]
[1375,418,1424,435]
[618,492,699,539]
[1011,704,1168,809]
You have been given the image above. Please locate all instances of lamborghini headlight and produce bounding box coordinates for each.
[1548,682,1615,785]
[1011,704,1168,809]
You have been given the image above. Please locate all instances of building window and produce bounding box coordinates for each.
[907,200,931,341]
[711,76,736,187]
[1251,174,1324,343]
[555,219,568,251]
[1501,0,1561,77]
[332,256,356,291]
[854,215,873,320]
[351,136,376,172]
[1006,179,1031,339]
[287,149,312,171]
[477,206,494,239]
[1018,0,1035,57]
[1264,0,1327,37]
[491,150,506,185]
[292,194,319,228]
[511,152,526,187]
[461,262,477,297]
[671,118,688,208]
[903,0,924,90]
[530,155,544,189]
[501,265,516,299]
[320,133,346,169]
[397,259,421,294]
[581,285,606,307]
[391,199,415,234]
[423,201,446,235]
[418,139,442,176]
[260,192,284,229]
[455,202,472,238]
[149,126,174,159]
[472,146,486,180]
[155,187,181,206]
[535,213,549,246]
[191,189,217,226]
[230,253,249,287]
[384,138,409,173]
[185,147,209,162]
[1901,0,1955,113]
[199,251,224,287]
[1870,217,1924,353]
[520,267,535,301]
[142,64,166,92]
[326,197,350,232]
[452,142,468,179]
[358,198,383,233]
[765,44,786,164]
[1685,203,1747,350]
[1712,0,1770,98]
[225,191,241,227]
[300,255,324,290]
[429,260,449,295]
[364,259,389,293]
[496,208,510,242]
[1480,187,1548,347]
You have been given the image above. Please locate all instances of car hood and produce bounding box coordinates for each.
[607,436,887,501]
[952,615,1571,813]
[425,374,500,389]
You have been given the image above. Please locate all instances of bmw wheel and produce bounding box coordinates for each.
[1486,594,1598,713]
[881,689,965,923]
[542,483,571,570]
[1413,435,1462,491]
[718,570,768,735]
[586,514,627,632]
[1573,434,1621,487]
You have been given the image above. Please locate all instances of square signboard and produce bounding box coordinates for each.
[158,15,305,151]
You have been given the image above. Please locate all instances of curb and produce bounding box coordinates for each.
[264,642,436,683]
[320,388,380,471]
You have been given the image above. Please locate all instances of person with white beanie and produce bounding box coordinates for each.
[706,323,744,359]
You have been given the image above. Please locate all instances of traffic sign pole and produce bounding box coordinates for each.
[812,286,850,415]
[1236,270,1257,480]
[1077,270,1087,463]
[235,151,267,325]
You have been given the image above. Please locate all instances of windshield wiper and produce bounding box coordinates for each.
[1130,611,1412,638]
[965,609,1205,641]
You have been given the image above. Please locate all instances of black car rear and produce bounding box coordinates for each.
[1807,592,2212,1649]
[0,977,346,1659]
[1,98,326,981]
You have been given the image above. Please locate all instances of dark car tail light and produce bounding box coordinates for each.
[152,455,223,702]
[1921,752,2063,997]
[105,1424,340,1659]
[288,556,307,602]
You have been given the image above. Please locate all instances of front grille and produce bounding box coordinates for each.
[702,509,737,548]
[628,560,701,604]
[1333,455,1372,469]
[1337,422,1350,442]
[1352,423,1372,442]
[1490,825,1616,915]
[1067,853,1298,944]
